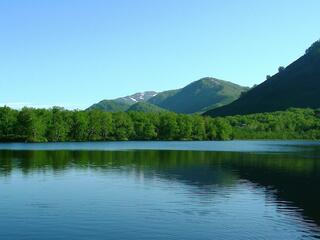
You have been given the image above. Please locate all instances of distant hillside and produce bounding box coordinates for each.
[126,102,167,113]
[87,100,130,112]
[205,40,320,117]
[148,78,248,114]
[88,91,157,112]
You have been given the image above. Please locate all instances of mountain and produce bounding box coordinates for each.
[204,40,320,117]
[147,89,180,106]
[115,91,158,105]
[88,78,248,114]
[126,102,167,113]
[87,91,157,111]
[148,77,248,114]
[87,100,131,112]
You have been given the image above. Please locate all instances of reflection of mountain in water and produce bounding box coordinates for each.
[1,149,320,225]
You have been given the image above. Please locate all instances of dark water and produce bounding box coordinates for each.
[0,141,320,240]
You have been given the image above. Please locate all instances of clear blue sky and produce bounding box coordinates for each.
[0,0,319,109]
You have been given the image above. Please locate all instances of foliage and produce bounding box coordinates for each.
[305,39,320,55]
[278,66,285,72]
[0,107,320,142]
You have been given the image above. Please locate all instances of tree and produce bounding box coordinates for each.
[158,113,179,140]
[278,66,285,72]
[143,120,157,140]
[99,112,113,140]
[205,117,217,140]
[191,115,206,140]
[87,110,103,141]
[305,39,320,55]
[70,111,88,141]
[16,107,45,142]
[214,118,232,140]
[0,106,319,142]
[112,112,134,140]
[177,115,193,140]
[0,106,17,136]
[130,112,157,140]
[46,107,70,142]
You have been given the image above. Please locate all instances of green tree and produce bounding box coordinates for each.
[177,115,193,140]
[99,112,113,140]
[191,115,206,140]
[205,117,217,140]
[16,107,46,142]
[70,111,88,141]
[46,107,70,141]
[112,112,134,140]
[130,112,157,140]
[87,110,103,141]
[0,106,17,137]
[158,113,179,140]
[214,118,232,140]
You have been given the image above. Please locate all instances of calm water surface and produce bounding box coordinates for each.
[0,141,320,239]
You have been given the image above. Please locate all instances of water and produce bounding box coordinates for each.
[0,141,320,239]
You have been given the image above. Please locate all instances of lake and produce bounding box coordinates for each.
[0,141,320,239]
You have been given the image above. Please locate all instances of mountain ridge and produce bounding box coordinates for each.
[88,77,248,113]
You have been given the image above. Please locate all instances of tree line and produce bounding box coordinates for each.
[0,106,319,142]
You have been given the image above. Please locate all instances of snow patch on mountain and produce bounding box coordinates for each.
[116,91,158,104]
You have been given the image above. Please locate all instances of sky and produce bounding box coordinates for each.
[0,0,319,109]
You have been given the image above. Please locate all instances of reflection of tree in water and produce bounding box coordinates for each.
[224,153,320,226]
[1,149,320,226]
[0,151,237,187]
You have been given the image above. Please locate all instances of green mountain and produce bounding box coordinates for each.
[148,77,248,114]
[87,91,158,112]
[126,102,167,113]
[88,78,247,114]
[147,89,180,106]
[87,100,131,112]
[204,40,320,117]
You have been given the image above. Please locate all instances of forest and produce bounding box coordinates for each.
[0,106,320,142]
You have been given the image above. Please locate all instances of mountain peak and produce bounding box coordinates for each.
[192,77,241,88]
[194,77,221,84]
